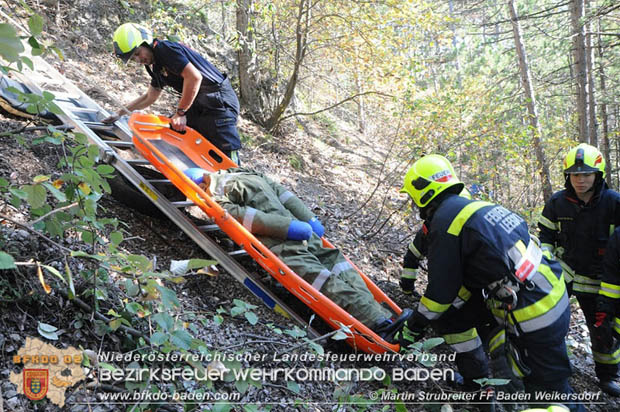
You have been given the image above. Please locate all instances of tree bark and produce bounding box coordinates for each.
[571,0,590,143]
[264,0,309,131]
[585,3,597,146]
[235,0,262,121]
[597,18,611,185]
[507,0,553,201]
[221,0,228,36]
[354,45,366,134]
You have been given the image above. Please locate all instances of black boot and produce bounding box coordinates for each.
[599,379,620,397]
[374,308,413,343]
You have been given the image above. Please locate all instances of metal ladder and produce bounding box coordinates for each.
[11,55,318,338]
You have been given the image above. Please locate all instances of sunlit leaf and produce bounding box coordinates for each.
[37,264,52,293]
[0,23,24,62]
[28,14,44,36]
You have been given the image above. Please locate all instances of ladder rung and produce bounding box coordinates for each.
[198,224,221,232]
[229,249,248,257]
[54,92,82,101]
[104,140,134,147]
[84,121,114,129]
[171,201,195,207]
[126,159,151,165]
[89,125,115,131]
[31,75,63,85]
[147,179,172,184]
[69,107,100,113]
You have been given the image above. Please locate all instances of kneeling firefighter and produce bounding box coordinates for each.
[398,154,584,412]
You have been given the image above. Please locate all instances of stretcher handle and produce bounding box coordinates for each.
[133,120,187,135]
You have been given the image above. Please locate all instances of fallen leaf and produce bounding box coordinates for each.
[197,265,220,277]
[37,263,51,294]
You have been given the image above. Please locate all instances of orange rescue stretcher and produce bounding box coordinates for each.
[129,113,404,353]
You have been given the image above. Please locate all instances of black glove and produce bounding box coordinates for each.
[395,319,426,349]
[400,268,418,294]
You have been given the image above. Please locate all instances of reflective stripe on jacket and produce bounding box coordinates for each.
[538,185,620,294]
[414,195,568,336]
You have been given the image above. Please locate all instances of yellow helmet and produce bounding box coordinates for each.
[112,23,153,64]
[401,154,464,208]
[519,406,568,412]
[563,143,605,179]
[459,187,472,199]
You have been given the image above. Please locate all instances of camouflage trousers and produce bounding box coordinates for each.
[268,234,392,327]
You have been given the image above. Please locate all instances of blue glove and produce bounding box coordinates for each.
[183,168,209,184]
[308,217,325,237]
[287,221,312,241]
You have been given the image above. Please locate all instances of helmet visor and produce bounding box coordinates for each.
[564,164,599,174]
[114,42,135,64]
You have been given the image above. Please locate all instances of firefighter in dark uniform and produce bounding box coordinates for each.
[400,187,471,295]
[399,226,427,296]
[400,189,525,397]
[538,143,620,396]
[398,154,583,412]
[106,23,242,163]
[597,227,620,372]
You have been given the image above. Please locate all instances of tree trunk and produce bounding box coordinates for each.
[264,0,309,131]
[354,45,366,134]
[507,0,553,201]
[448,0,460,73]
[235,0,262,121]
[221,0,228,36]
[597,19,611,185]
[585,4,597,146]
[571,0,590,143]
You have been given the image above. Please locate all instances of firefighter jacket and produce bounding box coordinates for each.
[413,194,568,337]
[206,168,315,244]
[538,182,620,294]
[600,227,620,326]
[401,226,428,283]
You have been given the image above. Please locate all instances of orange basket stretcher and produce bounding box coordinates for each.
[129,113,403,353]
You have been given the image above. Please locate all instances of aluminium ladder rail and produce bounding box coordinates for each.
[10,54,319,338]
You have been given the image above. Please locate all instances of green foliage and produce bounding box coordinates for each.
[0,23,25,63]
[473,377,512,387]
[0,14,224,409]
[37,322,59,340]
[288,154,304,171]
[0,13,62,74]
[400,336,445,368]
[0,252,17,269]
[119,0,136,15]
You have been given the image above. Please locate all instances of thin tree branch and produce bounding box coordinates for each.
[279,91,393,121]
[0,125,73,137]
[29,202,78,227]
[59,289,151,345]
[0,212,73,253]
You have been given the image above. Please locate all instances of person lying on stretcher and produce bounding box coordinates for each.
[184,167,413,343]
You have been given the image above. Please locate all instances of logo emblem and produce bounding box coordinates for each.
[24,369,48,401]
[595,154,602,166]
[429,169,452,183]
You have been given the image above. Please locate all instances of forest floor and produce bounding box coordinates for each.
[0,1,617,412]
